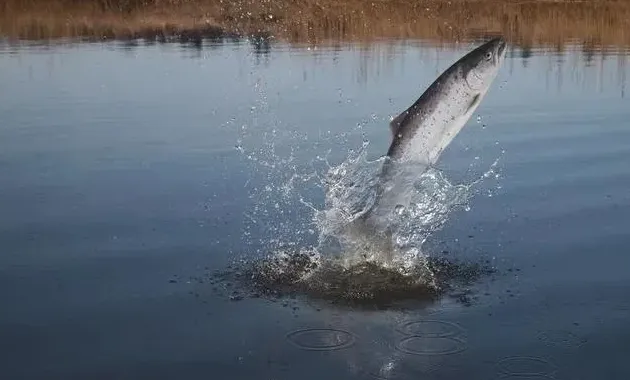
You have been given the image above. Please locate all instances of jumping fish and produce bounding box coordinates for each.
[357,37,507,235]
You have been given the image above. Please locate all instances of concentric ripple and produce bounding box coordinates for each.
[396,320,466,338]
[286,328,356,351]
[496,356,558,377]
[395,336,468,356]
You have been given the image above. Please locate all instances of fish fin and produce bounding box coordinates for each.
[466,94,481,114]
[389,110,408,136]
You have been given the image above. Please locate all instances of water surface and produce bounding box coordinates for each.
[1,37,629,379]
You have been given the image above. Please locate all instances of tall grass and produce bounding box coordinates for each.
[1,0,629,49]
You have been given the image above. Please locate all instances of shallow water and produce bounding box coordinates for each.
[1,37,630,379]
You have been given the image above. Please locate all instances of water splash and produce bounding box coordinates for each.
[310,144,480,273]
[228,126,500,307]
[223,68,501,307]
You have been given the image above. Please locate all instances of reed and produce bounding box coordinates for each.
[1,0,629,49]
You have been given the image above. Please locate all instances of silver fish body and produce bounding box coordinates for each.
[360,37,507,227]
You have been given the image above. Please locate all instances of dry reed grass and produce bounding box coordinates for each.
[1,0,629,49]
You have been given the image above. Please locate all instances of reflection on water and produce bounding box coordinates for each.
[1,33,630,380]
[3,36,627,96]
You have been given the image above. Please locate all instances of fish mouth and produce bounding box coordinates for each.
[496,38,507,59]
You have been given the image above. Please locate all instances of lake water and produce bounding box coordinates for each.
[1,36,629,379]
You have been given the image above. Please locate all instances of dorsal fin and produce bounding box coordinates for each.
[389,110,409,137]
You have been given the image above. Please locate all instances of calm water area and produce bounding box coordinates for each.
[1,34,630,379]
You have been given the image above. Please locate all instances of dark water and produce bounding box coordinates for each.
[1,37,629,379]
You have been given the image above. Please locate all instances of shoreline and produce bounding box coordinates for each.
[1,0,630,49]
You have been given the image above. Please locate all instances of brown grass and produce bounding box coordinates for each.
[1,0,630,49]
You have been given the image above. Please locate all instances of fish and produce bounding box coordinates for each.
[345,37,507,260]
[386,37,506,166]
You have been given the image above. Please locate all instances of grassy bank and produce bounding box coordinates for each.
[1,0,630,48]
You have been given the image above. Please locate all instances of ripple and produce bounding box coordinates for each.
[285,328,356,351]
[496,356,557,377]
[395,336,467,356]
[396,320,466,338]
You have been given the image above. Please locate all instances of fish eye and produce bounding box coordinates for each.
[485,51,493,60]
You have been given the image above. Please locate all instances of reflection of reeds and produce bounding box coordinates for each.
[2,0,630,49]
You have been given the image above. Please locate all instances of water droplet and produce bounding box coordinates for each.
[476,116,482,123]
[395,204,406,215]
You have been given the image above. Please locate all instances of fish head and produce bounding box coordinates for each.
[463,37,507,92]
